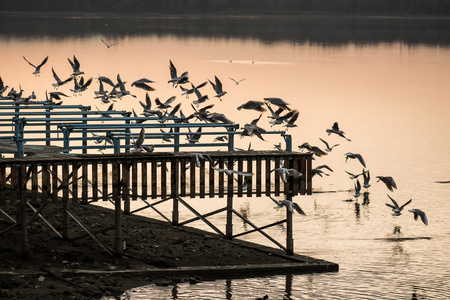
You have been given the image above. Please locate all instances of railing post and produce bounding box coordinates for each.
[286,193,294,255]
[283,134,292,152]
[14,117,25,158]
[227,126,235,151]
[46,109,51,147]
[62,128,71,153]
[82,110,88,154]
[172,160,179,225]
[173,127,180,153]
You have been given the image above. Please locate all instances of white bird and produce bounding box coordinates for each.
[264,97,291,111]
[68,55,84,76]
[208,76,227,100]
[319,138,339,152]
[212,166,252,177]
[385,195,412,216]
[362,169,371,188]
[191,153,214,168]
[269,196,306,215]
[376,176,397,192]
[353,179,362,198]
[23,56,48,76]
[51,67,73,88]
[345,152,366,168]
[229,77,246,85]
[168,60,189,87]
[326,122,351,141]
[408,209,428,225]
[101,38,118,48]
[270,168,303,183]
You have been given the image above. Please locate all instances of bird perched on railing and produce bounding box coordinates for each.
[376,176,397,192]
[269,196,305,215]
[385,195,412,216]
[23,55,48,76]
[326,122,351,141]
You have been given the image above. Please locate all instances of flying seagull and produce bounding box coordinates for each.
[326,122,351,141]
[264,97,291,111]
[269,196,306,215]
[229,77,246,85]
[376,176,397,192]
[168,59,189,87]
[101,39,118,48]
[51,67,73,89]
[408,209,428,225]
[68,55,84,76]
[344,152,366,168]
[23,56,48,76]
[209,76,227,100]
[385,195,412,216]
[237,100,266,112]
[270,167,302,183]
[319,138,339,152]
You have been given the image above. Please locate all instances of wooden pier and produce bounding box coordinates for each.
[0,150,313,259]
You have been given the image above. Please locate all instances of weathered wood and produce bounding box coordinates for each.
[200,158,205,198]
[30,164,38,204]
[122,161,130,214]
[62,161,70,240]
[0,163,6,205]
[51,162,58,203]
[131,159,138,200]
[41,162,49,203]
[190,156,196,198]
[274,157,280,196]
[180,158,186,197]
[218,157,224,198]
[265,156,271,196]
[209,158,215,198]
[256,156,262,197]
[237,158,243,197]
[141,161,148,200]
[72,160,79,204]
[161,159,167,199]
[82,161,88,204]
[151,160,157,199]
[102,161,108,201]
[91,161,98,202]
[246,157,253,197]
[306,155,312,195]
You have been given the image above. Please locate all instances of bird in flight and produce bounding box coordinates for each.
[269,196,306,215]
[408,209,428,225]
[101,39,118,48]
[376,176,397,192]
[344,152,366,168]
[270,167,303,183]
[51,67,73,89]
[23,56,48,76]
[229,77,246,85]
[326,122,351,141]
[319,138,339,152]
[209,76,227,100]
[385,195,412,216]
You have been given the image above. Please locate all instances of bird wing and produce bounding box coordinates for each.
[52,68,61,82]
[399,199,412,210]
[169,60,177,78]
[164,96,176,106]
[387,194,400,209]
[214,76,223,93]
[37,56,49,69]
[23,56,36,68]
[269,196,281,207]
[208,79,217,92]
[292,202,306,215]
[356,154,366,168]
[410,209,428,225]
[287,111,299,125]
[135,127,145,148]
[319,138,330,149]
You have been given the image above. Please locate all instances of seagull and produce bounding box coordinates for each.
[376,176,397,192]
[0,76,9,96]
[269,109,297,126]
[131,78,156,91]
[212,166,252,177]
[169,103,182,118]
[284,110,299,128]
[132,127,146,153]
[241,114,266,141]
[180,81,207,98]
[45,91,69,104]
[155,96,176,110]
[353,179,362,198]
[269,196,306,215]
[186,127,202,143]
[116,74,136,98]
[362,169,371,188]
[326,122,351,141]
[208,76,227,100]
[191,83,209,105]
[160,128,173,142]
[298,143,327,157]
[101,38,118,48]
[191,153,214,168]
[345,170,363,179]
[237,100,266,112]
[206,113,234,124]
[229,77,246,85]
[214,135,228,142]
[23,56,48,76]
[344,152,366,168]
[319,138,339,152]
[95,76,116,88]
[264,97,291,111]
[190,104,215,122]
[385,195,412,216]
[139,92,152,112]
[408,209,428,225]
[270,168,303,183]
[51,67,73,88]
[68,55,84,76]
[168,60,189,87]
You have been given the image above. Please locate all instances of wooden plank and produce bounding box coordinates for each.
[141,160,148,200]
[31,163,38,204]
[256,156,262,197]
[190,156,196,198]
[171,160,178,198]
[274,157,280,196]
[180,158,186,197]
[306,154,312,195]
[227,157,234,196]
[51,162,58,203]
[161,159,167,199]
[293,156,300,195]
[131,159,138,200]
[122,161,130,214]
[199,158,205,198]
[284,155,291,195]
[218,157,224,198]
[82,161,88,204]
[209,157,215,198]
[91,161,98,202]
[246,157,253,197]
[41,162,49,204]
[151,159,157,199]
[62,162,69,204]
[237,158,243,197]
[265,156,271,196]
[102,161,108,201]
[72,160,79,204]
[0,163,6,206]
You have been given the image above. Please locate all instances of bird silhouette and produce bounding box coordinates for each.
[23,56,48,76]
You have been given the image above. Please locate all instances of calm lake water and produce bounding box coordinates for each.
[1,14,450,299]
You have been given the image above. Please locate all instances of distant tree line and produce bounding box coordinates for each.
[1,0,450,16]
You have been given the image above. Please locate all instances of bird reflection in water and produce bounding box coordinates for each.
[239,200,251,230]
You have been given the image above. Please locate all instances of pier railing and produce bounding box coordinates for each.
[0,151,312,257]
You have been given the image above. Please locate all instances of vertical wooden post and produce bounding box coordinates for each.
[286,193,294,255]
[62,162,70,240]
[122,161,130,215]
[226,157,234,239]
[171,160,179,225]
[112,160,123,256]
[19,163,30,259]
